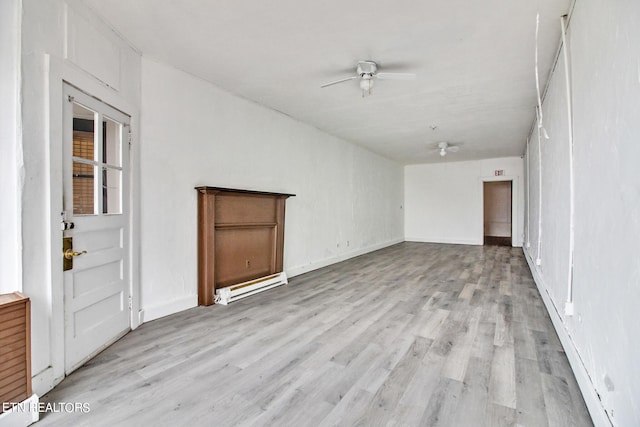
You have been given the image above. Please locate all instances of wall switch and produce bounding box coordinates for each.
[536,258,542,266]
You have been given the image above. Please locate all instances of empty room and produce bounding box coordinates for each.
[1,0,638,426]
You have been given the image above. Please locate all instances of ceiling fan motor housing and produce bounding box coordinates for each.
[357,61,378,76]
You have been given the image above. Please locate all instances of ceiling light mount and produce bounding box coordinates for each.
[356,60,377,76]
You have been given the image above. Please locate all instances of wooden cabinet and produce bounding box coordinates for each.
[0,293,31,413]
[195,187,294,306]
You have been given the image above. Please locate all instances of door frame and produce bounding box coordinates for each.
[40,54,141,391]
[479,176,519,247]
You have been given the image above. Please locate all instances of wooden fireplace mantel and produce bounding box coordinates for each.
[195,187,294,306]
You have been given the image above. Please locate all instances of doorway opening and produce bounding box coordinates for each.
[483,181,512,246]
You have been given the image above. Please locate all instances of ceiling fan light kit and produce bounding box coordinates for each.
[439,141,448,157]
[359,75,374,94]
[435,141,460,158]
[321,60,416,97]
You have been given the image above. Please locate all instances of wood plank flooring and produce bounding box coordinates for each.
[38,243,592,426]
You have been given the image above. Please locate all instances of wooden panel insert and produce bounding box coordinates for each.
[215,194,277,225]
[196,187,294,306]
[0,292,31,413]
[215,226,275,288]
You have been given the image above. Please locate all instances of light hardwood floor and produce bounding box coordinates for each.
[38,243,592,426]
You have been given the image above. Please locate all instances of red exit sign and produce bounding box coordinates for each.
[495,170,504,176]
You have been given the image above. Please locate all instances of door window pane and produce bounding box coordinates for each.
[103,117,122,167]
[68,94,127,217]
[73,104,96,162]
[102,167,122,214]
[73,161,96,215]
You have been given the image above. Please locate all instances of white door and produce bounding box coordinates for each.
[62,84,131,373]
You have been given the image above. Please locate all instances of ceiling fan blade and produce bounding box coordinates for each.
[376,61,416,71]
[447,146,460,153]
[376,72,416,81]
[320,76,358,88]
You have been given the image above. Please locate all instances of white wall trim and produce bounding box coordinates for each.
[404,237,481,246]
[141,295,197,323]
[0,393,39,427]
[287,238,404,278]
[32,366,62,397]
[523,248,612,427]
[140,239,404,321]
[0,0,23,295]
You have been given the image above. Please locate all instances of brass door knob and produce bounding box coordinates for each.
[64,249,87,260]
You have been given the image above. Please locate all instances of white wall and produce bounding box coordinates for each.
[0,0,22,295]
[139,58,404,320]
[525,1,640,425]
[20,0,141,395]
[405,157,524,246]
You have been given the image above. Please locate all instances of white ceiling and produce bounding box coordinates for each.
[83,0,570,164]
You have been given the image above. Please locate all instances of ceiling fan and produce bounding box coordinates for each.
[433,141,460,157]
[320,61,416,97]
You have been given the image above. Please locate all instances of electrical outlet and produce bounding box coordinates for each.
[564,302,574,316]
[246,260,251,268]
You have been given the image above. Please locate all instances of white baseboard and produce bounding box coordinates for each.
[31,366,64,397]
[140,294,197,323]
[0,394,39,426]
[405,236,482,246]
[523,248,612,427]
[140,239,403,321]
[286,237,404,278]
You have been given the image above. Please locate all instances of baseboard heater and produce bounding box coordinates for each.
[214,272,288,305]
